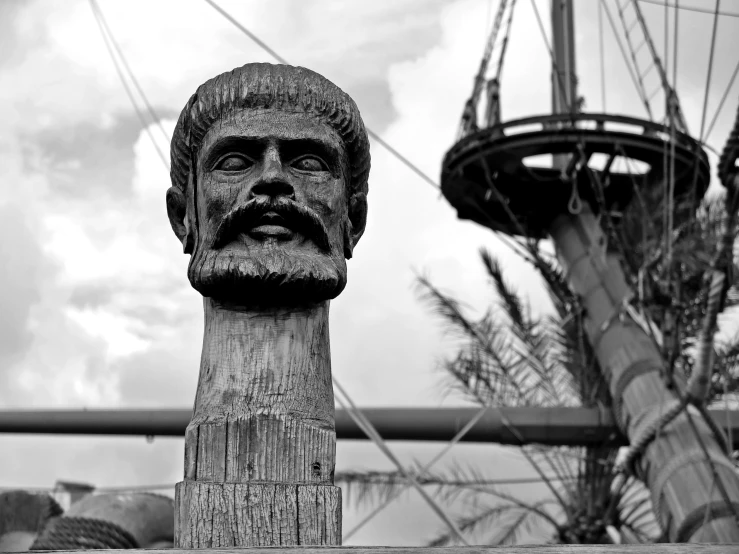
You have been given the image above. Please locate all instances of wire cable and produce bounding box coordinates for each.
[90,0,170,145]
[333,377,469,545]
[638,0,739,18]
[495,0,519,82]
[704,57,739,144]
[662,0,671,270]
[666,0,679,316]
[599,0,607,112]
[202,0,440,191]
[529,0,576,115]
[699,1,722,143]
[662,0,679,295]
[88,0,169,171]
[1,470,596,496]
[663,0,669,101]
[599,0,653,120]
[342,405,490,542]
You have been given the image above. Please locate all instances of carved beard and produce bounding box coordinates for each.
[187,217,350,306]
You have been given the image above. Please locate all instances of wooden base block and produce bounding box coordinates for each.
[174,480,341,548]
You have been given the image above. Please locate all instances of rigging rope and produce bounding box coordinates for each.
[202,0,440,191]
[704,57,739,144]
[599,0,653,119]
[0,470,586,496]
[332,378,470,545]
[342,405,491,542]
[495,0,518,82]
[615,1,656,121]
[666,1,680,368]
[699,1,722,143]
[91,0,169,145]
[638,0,739,18]
[663,0,669,102]
[457,0,514,137]
[529,0,576,115]
[89,0,170,171]
[472,0,510,108]
[662,0,678,317]
[29,516,140,551]
[623,0,687,131]
[599,0,606,111]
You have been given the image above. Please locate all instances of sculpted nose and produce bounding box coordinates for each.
[249,152,295,201]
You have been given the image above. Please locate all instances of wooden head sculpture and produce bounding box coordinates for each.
[165,63,370,548]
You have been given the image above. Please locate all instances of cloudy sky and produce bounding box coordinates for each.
[1,0,739,545]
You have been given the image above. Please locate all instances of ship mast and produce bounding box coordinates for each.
[441,0,739,542]
[551,0,578,171]
[551,0,578,118]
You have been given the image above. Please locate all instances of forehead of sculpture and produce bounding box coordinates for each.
[198,109,346,166]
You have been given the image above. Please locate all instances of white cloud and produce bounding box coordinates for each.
[2,0,739,546]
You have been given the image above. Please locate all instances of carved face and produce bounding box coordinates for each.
[172,109,358,305]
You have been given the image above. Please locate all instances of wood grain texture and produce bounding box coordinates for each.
[176,300,340,547]
[183,300,336,484]
[175,481,341,547]
[550,207,739,543]
[27,543,739,553]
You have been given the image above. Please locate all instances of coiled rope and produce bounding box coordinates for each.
[29,516,139,550]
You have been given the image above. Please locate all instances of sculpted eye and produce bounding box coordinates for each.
[215,155,253,172]
[292,156,328,172]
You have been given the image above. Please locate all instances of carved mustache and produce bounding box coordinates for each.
[212,197,331,252]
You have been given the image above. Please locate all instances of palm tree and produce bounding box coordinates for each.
[337,189,739,545]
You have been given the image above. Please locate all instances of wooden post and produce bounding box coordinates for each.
[165,63,370,548]
[550,206,739,542]
[174,301,341,547]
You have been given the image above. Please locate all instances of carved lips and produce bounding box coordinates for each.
[248,211,295,240]
[213,198,331,252]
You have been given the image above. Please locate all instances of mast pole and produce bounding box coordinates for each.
[551,0,578,171]
[551,0,577,117]
[544,0,739,542]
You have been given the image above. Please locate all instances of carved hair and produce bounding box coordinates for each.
[169,63,370,201]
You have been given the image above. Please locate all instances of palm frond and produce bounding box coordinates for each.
[480,248,526,329]
[334,470,410,509]
[414,273,483,344]
[426,504,533,547]
[400,188,737,545]
[491,508,543,545]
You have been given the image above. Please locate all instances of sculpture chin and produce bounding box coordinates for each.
[187,245,347,305]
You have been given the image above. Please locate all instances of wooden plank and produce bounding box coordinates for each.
[27,543,739,553]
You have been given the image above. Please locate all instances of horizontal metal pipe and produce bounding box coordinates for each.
[0,407,737,447]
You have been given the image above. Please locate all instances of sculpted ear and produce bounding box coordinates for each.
[166,186,194,254]
[343,192,367,259]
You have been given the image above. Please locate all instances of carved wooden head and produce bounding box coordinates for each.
[166,63,370,305]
